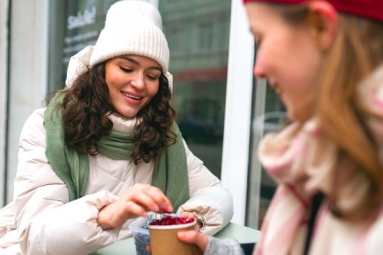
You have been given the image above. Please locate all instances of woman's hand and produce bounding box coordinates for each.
[146,230,209,255]
[146,212,203,254]
[180,211,205,230]
[177,230,209,255]
[180,211,196,220]
[97,183,173,229]
[146,230,208,255]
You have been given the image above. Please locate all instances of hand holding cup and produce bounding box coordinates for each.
[148,214,197,255]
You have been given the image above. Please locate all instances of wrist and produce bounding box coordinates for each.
[98,205,113,230]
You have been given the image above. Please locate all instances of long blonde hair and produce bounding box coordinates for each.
[272,3,383,220]
[317,14,383,220]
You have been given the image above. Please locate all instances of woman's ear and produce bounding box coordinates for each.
[307,0,338,51]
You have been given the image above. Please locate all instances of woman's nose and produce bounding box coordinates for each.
[253,60,266,79]
[131,73,145,89]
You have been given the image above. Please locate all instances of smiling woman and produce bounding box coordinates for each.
[105,55,162,119]
[0,1,233,254]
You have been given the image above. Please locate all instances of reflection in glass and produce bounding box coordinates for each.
[159,0,231,178]
[249,80,287,228]
[48,0,119,92]
[260,85,285,228]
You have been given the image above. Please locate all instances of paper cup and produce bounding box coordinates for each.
[148,220,196,255]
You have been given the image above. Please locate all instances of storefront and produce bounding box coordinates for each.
[1,0,284,229]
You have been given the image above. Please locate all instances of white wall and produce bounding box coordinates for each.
[6,0,48,203]
[0,0,9,207]
[221,0,254,225]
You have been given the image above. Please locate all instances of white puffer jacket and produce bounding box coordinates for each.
[0,108,233,255]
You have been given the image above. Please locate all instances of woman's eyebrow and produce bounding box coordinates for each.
[117,56,162,72]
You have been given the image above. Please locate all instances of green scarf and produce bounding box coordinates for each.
[44,94,189,211]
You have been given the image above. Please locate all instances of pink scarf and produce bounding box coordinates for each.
[254,66,383,255]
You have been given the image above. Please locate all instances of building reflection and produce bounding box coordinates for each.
[160,0,231,178]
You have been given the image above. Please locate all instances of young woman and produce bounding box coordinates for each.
[0,1,233,254]
[177,0,383,254]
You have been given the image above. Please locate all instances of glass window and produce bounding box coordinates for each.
[247,50,287,227]
[160,0,231,178]
[197,22,213,51]
[48,0,119,92]
[167,26,184,53]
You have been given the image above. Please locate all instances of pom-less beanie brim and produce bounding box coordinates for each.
[90,24,169,72]
[89,0,169,73]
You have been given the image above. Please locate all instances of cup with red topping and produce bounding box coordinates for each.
[148,214,196,255]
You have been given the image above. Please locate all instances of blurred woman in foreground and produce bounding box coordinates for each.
[178,0,383,254]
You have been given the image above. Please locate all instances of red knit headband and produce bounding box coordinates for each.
[242,0,383,23]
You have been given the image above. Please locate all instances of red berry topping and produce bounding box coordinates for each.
[149,215,195,226]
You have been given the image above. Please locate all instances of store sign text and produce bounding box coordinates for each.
[67,6,96,30]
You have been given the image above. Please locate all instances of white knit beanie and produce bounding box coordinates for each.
[89,0,169,73]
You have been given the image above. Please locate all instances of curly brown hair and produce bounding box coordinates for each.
[53,62,176,164]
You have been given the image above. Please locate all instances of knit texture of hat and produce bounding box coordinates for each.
[242,0,383,23]
[90,0,169,73]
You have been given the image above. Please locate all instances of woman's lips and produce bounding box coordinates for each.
[121,91,142,104]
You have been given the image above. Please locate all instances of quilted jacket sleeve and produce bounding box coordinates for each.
[13,109,122,255]
[178,140,234,236]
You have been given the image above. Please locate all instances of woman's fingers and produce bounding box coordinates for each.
[124,184,173,213]
[177,230,209,252]
[180,212,201,230]
[120,201,149,218]
[98,184,174,229]
[181,211,196,220]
